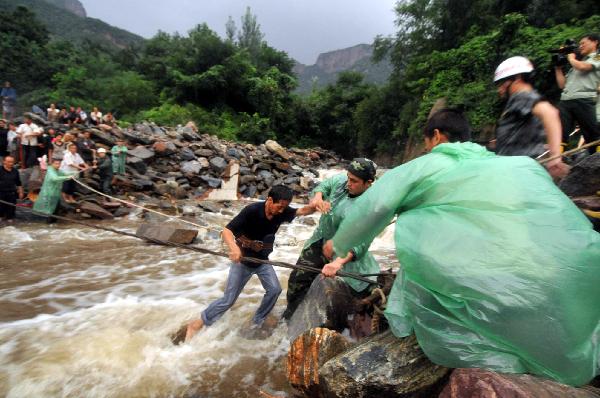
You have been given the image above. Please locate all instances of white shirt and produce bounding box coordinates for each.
[16,123,41,146]
[91,111,103,121]
[60,151,85,173]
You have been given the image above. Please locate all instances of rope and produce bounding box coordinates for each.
[0,199,381,286]
[538,139,600,165]
[72,177,219,233]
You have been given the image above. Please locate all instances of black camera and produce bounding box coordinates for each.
[549,39,580,66]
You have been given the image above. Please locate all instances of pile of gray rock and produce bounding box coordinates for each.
[24,113,345,201]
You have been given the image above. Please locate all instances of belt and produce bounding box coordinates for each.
[236,235,274,252]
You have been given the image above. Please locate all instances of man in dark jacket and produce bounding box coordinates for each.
[0,156,24,222]
[96,148,113,194]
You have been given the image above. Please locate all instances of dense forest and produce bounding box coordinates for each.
[1,1,599,163]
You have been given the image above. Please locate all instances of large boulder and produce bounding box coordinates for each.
[180,160,203,175]
[287,328,353,397]
[209,157,228,174]
[128,145,155,161]
[78,201,114,220]
[180,147,196,161]
[88,128,115,146]
[265,139,290,160]
[135,222,198,244]
[126,156,147,174]
[439,368,600,398]
[560,153,600,196]
[287,276,354,341]
[319,332,450,398]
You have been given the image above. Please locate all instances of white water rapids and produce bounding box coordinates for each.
[0,175,397,397]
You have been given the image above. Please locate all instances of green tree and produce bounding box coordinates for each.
[238,7,264,62]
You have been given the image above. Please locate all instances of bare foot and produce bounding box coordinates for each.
[184,318,204,343]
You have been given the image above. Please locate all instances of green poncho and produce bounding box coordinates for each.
[33,167,73,215]
[332,142,600,386]
[111,145,127,174]
[308,173,379,292]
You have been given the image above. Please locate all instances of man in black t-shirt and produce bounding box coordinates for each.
[183,185,316,343]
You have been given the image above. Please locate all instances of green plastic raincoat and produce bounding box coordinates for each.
[308,173,379,292]
[33,167,73,215]
[111,145,127,174]
[332,142,600,386]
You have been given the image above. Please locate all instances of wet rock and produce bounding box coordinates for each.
[287,328,353,397]
[226,147,245,159]
[439,368,600,398]
[78,201,114,219]
[265,140,290,160]
[194,148,215,157]
[198,201,221,213]
[180,160,203,175]
[201,175,222,188]
[258,170,275,186]
[287,277,354,341]
[153,141,177,156]
[180,147,196,161]
[239,166,252,175]
[560,153,600,196]
[112,207,132,218]
[244,185,257,198]
[210,157,228,174]
[88,128,115,146]
[121,129,154,145]
[136,222,198,244]
[240,175,257,184]
[174,187,189,199]
[320,332,450,398]
[126,156,147,174]
[179,126,200,141]
[128,146,155,161]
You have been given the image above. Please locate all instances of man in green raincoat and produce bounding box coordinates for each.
[33,157,74,215]
[111,139,127,176]
[323,109,600,386]
[282,158,380,319]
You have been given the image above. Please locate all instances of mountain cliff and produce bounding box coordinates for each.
[294,44,392,94]
[43,0,86,17]
[0,0,144,49]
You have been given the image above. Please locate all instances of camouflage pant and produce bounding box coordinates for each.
[283,239,328,319]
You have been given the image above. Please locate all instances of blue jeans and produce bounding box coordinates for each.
[201,262,282,326]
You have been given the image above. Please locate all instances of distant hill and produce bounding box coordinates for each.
[0,0,144,50]
[294,44,392,94]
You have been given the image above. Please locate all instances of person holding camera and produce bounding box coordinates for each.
[554,33,600,153]
[494,56,568,179]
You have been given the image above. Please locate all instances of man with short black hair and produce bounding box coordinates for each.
[323,109,600,387]
[283,158,380,319]
[182,185,316,342]
[0,156,24,221]
[555,33,600,152]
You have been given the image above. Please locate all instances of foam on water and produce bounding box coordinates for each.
[0,193,397,397]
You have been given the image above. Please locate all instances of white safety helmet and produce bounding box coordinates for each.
[493,56,534,83]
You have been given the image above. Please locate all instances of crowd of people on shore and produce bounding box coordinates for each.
[0,108,128,222]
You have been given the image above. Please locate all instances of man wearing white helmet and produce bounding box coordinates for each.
[494,56,568,178]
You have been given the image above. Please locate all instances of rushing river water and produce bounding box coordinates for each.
[0,192,397,397]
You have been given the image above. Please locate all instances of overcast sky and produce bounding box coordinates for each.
[79,0,398,64]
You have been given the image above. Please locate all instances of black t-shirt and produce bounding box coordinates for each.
[226,201,297,266]
[0,166,22,192]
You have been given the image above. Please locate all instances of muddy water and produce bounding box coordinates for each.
[0,200,397,398]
